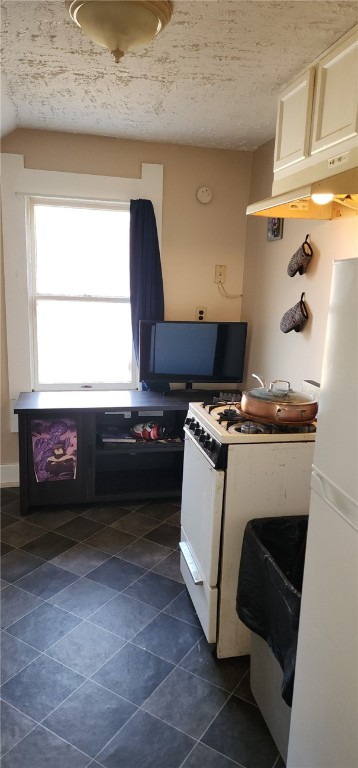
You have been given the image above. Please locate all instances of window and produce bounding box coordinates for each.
[1,155,163,414]
[29,199,136,390]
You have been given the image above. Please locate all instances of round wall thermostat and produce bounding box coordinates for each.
[196,186,212,204]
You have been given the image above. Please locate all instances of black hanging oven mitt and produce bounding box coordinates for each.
[280,293,308,333]
[287,234,313,277]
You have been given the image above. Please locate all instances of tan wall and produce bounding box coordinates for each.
[1,129,253,468]
[242,140,358,392]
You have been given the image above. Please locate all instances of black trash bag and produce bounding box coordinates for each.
[236,515,308,707]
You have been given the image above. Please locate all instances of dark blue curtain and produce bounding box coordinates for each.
[129,199,165,390]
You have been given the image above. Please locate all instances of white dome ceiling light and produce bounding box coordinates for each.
[66,0,173,63]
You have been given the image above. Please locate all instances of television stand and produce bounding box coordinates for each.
[14,390,198,516]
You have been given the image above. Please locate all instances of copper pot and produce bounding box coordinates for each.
[241,379,318,424]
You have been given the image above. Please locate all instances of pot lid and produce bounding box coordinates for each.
[244,380,316,405]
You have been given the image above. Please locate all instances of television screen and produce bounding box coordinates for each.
[139,321,248,385]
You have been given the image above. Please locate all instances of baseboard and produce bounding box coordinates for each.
[1,464,20,487]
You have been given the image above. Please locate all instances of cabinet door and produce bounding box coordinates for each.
[26,412,88,508]
[310,28,358,155]
[274,68,315,171]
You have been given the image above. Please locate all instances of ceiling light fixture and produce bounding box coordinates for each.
[311,192,335,205]
[66,0,172,63]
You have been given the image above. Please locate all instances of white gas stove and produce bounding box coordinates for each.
[180,396,316,658]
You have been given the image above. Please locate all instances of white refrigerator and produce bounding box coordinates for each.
[287,257,358,768]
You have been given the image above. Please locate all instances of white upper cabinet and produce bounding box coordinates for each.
[310,28,358,154]
[274,68,315,171]
[273,26,358,179]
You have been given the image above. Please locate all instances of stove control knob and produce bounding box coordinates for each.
[198,431,207,444]
[185,417,194,427]
[194,425,203,437]
[188,419,197,431]
[204,437,214,451]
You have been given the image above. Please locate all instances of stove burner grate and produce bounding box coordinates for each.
[196,401,316,436]
[205,400,241,413]
[226,420,316,435]
[218,408,245,424]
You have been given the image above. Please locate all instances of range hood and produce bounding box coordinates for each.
[247,168,358,220]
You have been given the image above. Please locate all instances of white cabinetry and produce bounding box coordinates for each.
[273,26,358,193]
[310,30,358,154]
[274,68,315,171]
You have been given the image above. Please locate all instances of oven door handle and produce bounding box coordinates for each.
[179,542,203,585]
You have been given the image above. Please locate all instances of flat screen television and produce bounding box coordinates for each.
[139,320,248,389]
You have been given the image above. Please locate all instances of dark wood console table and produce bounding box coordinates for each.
[14,390,204,516]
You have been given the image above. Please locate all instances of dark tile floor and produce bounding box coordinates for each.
[1,487,285,768]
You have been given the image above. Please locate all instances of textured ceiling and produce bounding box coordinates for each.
[1,0,357,150]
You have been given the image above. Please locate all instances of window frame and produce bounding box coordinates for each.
[1,154,163,426]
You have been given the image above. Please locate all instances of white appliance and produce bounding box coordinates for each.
[180,400,316,658]
[287,258,358,768]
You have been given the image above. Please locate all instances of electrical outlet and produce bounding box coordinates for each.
[215,264,226,284]
[195,306,207,321]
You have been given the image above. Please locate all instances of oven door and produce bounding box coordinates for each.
[180,432,225,642]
